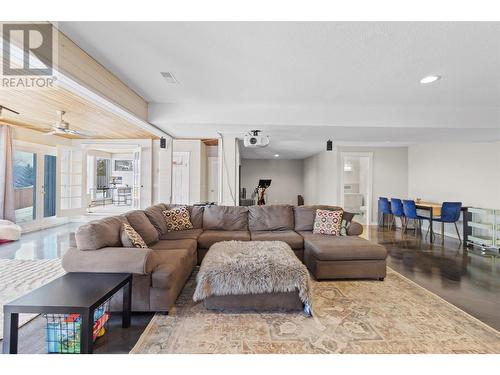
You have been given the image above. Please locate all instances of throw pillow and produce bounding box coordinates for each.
[121,223,147,248]
[162,206,194,232]
[313,209,343,236]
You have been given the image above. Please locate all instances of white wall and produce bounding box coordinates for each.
[152,138,172,204]
[303,149,339,205]
[409,142,500,209]
[240,159,304,205]
[304,146,408,223]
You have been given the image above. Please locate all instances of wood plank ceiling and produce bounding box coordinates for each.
[0,84,156,139]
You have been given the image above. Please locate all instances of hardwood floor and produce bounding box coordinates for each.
[1,222,498,354]
[366,226,500,331]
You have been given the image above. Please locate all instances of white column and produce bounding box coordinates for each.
[218,134,239,206]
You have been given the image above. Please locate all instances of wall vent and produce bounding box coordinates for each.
[160,72,178,84]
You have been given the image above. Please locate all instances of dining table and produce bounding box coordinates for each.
[386,200,468,244]
[414,201,443,243]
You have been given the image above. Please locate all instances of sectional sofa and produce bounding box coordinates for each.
[62,204,387,312]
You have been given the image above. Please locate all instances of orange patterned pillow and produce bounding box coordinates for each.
[121,223,147,248]
[313,209,343,236]
[162,206,194,232]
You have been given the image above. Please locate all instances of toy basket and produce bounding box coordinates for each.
[44,299,111,354]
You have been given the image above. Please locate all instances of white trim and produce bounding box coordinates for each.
[339,151,374,226]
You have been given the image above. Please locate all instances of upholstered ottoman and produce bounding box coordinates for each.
[193,240,312,314]
[0,220,22,244]
[301,233,387,280]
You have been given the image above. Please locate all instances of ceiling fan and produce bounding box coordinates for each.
[0,105,20,116]
[44,110,92,138]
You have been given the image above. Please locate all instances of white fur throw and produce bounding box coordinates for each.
[193,241,312,308]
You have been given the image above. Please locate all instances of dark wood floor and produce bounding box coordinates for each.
[1,223,499,354]
[366,226,500,331]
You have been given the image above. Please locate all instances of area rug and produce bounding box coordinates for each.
[0,259,65,340]
[131,268,500,354]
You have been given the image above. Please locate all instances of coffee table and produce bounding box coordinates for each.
[2,272,132,354]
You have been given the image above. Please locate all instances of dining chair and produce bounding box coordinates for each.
[389,198,405,230]
[378,197,392,227]
[433,202,463,243]
[402,200,430,236]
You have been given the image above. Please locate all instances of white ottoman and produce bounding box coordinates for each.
[0,220,22,242]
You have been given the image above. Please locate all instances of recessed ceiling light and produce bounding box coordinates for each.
[274,154,280,158]
[420,75,441,84]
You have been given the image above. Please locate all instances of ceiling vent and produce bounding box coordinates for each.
[160,72,178,84]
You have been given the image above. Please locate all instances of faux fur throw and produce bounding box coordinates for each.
[193,241,312,311]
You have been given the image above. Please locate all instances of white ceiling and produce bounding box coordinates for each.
[58,22,500,158]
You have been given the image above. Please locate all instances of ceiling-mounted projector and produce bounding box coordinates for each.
[244,130,270,148]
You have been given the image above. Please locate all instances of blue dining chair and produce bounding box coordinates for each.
[402,200,430,236]
[434,202,463,242]
[389,198,405,230]
[378,197,392,227]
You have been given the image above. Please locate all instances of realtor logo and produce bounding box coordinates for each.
[2,23,53,76]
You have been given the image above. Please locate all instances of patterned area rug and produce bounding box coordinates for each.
[131,268,500,354]
[0,259,65,340]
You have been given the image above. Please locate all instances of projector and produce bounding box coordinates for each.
[243,130,270,148]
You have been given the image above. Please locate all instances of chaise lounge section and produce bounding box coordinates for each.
[62,203,387,313]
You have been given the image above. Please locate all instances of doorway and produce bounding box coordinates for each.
[340,152,373,226]
[172,151,190,204]
[83,146,142,215]
[207,156,218,203]
[13,142,57,225]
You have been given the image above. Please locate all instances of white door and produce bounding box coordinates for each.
[207,156,218,203]
[133,148,141,208]
[56,146,87,217]
[172,152,190,204]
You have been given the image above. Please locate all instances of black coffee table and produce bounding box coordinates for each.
[2,272,132,354]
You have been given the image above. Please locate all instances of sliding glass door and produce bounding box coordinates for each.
[13,143,58,225]
[13,150,37,223]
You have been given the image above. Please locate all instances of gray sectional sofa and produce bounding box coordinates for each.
[62,204,387,312]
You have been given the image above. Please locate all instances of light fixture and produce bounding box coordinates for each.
[274,154,280,158]
[344,163,353,172]
[326,140,333,151]
[420,75,441,84]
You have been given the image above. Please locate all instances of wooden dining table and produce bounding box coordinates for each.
[414,201,442,242]
[386,200,467,244]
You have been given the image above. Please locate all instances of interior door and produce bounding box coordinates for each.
[172,152,190,204]
[207,156,218,203]
[56,146,87,217]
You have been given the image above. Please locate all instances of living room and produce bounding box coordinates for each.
[0,2,499,374]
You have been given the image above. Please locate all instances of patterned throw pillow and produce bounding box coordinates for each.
[313,209,343,236]
[162,206,194,232]
[121,223,148,248]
